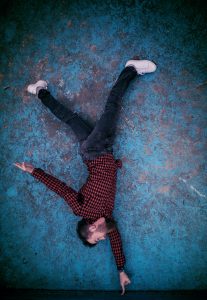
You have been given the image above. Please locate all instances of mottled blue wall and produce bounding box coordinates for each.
[0,0,207,291]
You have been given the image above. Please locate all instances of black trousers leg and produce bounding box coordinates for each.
[80,66,137,160]
[38,89,94,142]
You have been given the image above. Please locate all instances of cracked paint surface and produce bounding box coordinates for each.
[0,0,207,291]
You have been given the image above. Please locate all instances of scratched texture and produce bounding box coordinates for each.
[0,0,207,291]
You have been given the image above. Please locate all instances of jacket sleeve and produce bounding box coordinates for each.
[32,168,82,216]
[108,228,126,270]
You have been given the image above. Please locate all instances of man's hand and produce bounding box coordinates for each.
[14,162,34,174]
[119,271,131,296]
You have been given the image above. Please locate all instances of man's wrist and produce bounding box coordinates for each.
[118,267,125,273]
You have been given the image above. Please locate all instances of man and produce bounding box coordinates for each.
[15,58,157,295]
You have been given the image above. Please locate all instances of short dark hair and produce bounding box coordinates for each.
[76,218,97,247]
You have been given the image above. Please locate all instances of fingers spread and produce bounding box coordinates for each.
[14,163,21,168]
[14,163,23,170]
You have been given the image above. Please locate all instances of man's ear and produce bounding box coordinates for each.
[88,225,96,232]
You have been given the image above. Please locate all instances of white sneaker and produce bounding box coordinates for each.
[125,59,157,75]
[27,80,48,95]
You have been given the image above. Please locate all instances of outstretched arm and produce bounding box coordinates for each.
[108,228,131,295]
[14,162,82,216]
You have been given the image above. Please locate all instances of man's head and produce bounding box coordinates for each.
[76,217,117,247]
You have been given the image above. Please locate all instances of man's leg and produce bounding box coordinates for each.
[27,80,93,143]
[80,58,157,160]
[37,89,94,142]
[80,66,137,160]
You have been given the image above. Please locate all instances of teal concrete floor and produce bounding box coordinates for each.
[0,0,207,292]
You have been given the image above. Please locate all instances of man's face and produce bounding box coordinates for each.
[87,217,114,245]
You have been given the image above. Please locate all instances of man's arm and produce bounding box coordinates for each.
[108,228,131,295]
[32,168,82,215]
[108,228,126,269]
[14,162,82,216]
